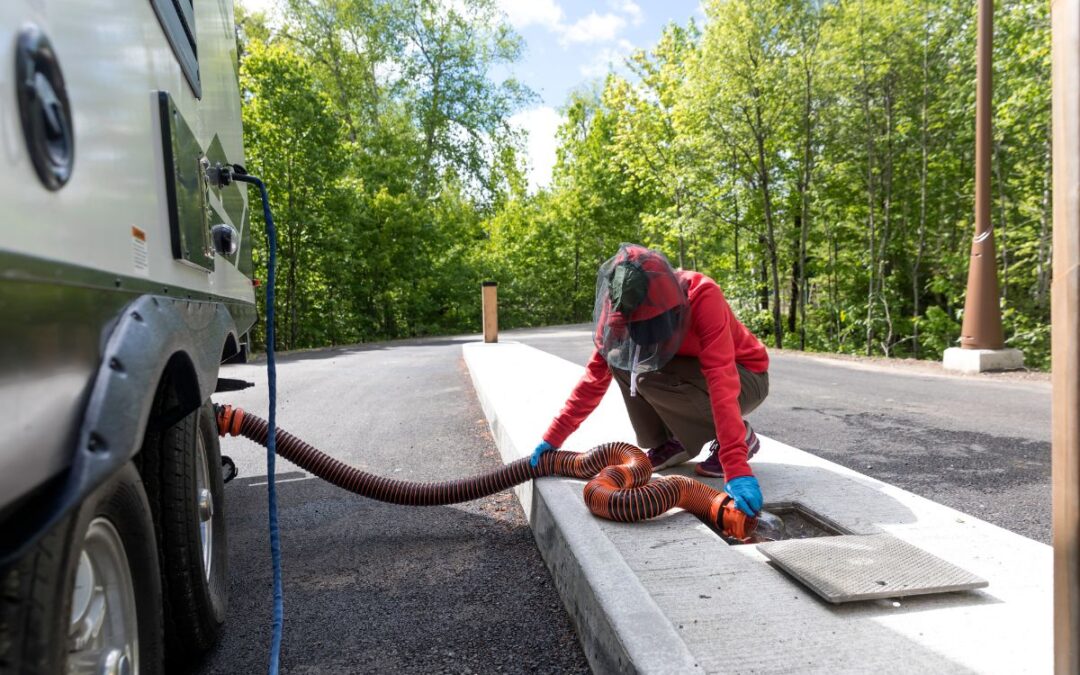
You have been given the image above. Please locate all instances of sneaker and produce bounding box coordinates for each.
[694,421,760,478]
[646,438,690,470]
[745,421,761,458]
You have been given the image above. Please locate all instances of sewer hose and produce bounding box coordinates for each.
[216,405,759,540]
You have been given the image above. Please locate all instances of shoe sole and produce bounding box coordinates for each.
[651,450,690,471]
[693,464,725,478]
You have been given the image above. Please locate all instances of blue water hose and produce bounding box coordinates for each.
[232,172,283,675]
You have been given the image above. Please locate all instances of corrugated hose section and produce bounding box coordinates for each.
[216,405,754,539]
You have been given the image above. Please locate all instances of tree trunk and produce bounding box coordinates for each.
[759,253,769,312]
[573,228,581,308]
[798,45,815,351]
[734,149,743,272]
[788,235,799,336]
[993,140,1009,303]
[859,9,877,357]
[798,191,810,351]
[732,159,742,274]
[863,133,877,357]
[288,231,298,350]
[285,161,296,351]
[914,16,929,359]
[734,198,741,274]
[421,58,443,196]
[754,119,783,349]
[1036,128,1052,309]
[328,283,337,346]
[676,196,685,268]
[876,82,895,356]
[831,233,840,347]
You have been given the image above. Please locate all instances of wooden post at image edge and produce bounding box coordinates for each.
[482,282,498,343]
[1051,1,1080,671]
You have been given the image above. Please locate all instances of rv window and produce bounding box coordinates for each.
[149,0,200,97]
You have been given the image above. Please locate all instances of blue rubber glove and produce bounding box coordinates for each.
[724,476,763,517]
[530,440,556,467]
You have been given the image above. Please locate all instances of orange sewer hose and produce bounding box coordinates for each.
[216,405,756,540]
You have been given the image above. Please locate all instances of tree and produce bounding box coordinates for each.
[242,39,349,349]
[690,0,799,348]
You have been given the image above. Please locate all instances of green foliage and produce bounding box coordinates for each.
[915,306,960,360]
[237,0,1052,370]
[239,0,528,349]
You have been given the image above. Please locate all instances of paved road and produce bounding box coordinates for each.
[504,324,1053,543]
[199,337,588,674]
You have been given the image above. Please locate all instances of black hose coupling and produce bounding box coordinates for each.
[204,161,233,188]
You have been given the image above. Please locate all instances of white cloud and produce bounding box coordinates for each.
[580,39,635,77]
[560,12,627,45]
[609,0,644,26]
[497,0,564,30]
[239,0,274,14]
[498,1,640,47]
[510,106,564,192]
[237,0,285,29]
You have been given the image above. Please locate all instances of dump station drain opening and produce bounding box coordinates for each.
[708,502,851,545]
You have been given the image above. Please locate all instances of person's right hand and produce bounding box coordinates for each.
[724,476,763,516]
[530,440,556,467]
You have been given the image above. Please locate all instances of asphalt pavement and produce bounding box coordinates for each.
[504,324,1053,543]
[198,337,589,674]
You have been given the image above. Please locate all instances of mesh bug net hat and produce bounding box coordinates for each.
[593,244,690,394]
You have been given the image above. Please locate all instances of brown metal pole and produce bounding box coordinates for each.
[482,281,498,343]
[959,0,1006,350]
[1052,0,1080,670]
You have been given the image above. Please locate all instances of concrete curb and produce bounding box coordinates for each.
[465,344,702,675]
[464,341,1052,674]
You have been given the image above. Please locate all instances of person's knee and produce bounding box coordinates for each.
[738,370,769,415]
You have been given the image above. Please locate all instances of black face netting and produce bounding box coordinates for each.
[593,244,689,392]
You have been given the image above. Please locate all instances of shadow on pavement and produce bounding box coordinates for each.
[197,473,589,675]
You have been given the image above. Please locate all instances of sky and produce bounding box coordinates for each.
[238,0,705,191]
[496,0,703,191]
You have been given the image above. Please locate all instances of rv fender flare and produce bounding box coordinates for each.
[1,294,240,565]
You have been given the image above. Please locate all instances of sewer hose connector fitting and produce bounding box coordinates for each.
[216,405,757,540]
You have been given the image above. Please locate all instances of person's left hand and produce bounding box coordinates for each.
[530,440,556,467]
[724,476,763,516]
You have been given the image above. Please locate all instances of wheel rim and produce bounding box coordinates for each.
[67,518,138,675]
[195,430,215,581]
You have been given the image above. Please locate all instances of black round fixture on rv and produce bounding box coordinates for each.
[15,25,74,190]
[211,224,239,256]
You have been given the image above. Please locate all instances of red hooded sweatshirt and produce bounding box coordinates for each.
[543,270,768,480]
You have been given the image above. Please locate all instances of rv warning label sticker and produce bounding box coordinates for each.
[132,226,149,276]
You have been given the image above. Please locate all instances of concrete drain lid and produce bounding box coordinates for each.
[758,533,988,604]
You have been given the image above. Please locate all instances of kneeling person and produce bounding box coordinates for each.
[531,244,770,516]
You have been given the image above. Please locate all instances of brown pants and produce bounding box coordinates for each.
[611,356,769,454]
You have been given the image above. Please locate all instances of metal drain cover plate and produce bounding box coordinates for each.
[758,533,988,603]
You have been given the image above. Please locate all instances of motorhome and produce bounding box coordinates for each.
[1,1,255,671]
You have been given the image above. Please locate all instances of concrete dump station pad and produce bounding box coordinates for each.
[464,341,1051,673]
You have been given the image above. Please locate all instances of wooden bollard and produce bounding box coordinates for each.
[482,281,498,343]
[1051,7,1080,669]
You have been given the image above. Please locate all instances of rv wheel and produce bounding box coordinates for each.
[0,462,165,674]
[143,399,227,663]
